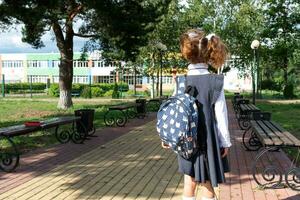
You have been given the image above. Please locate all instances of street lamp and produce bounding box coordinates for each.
[251,39,260,105]
[156,42,167,97]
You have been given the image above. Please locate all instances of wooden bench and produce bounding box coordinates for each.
[245,112,300,191]
[237,103,261,130]
[232,93,243,112]
[0,116,88,172]
[146,96,168,112]
[104,102,142,127]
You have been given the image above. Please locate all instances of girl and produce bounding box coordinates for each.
[163,29,231,200]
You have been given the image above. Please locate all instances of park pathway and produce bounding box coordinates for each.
[0,102,299,199]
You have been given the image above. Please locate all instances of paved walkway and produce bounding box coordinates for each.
[0,103,299,199]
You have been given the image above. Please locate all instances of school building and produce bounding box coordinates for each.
[0,52,252,92]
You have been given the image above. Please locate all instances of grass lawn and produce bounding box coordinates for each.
[0,98,139,152]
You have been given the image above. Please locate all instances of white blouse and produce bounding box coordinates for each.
[175,63,232,148]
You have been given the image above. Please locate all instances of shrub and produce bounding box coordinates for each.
[261,79,282,92]
[91,87,104,97]
[103,90,114,97]
[112,83,119,99]
[49,84,59,97]
[118,82,129,92]
[80,86,91,98]
[283,84,296,99]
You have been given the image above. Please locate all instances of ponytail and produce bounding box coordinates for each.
[207,35,228,69]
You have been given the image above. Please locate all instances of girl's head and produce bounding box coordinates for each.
[180,29,228,69]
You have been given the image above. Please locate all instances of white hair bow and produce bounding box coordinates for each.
[206,33,216,41]
[188,32,198,38]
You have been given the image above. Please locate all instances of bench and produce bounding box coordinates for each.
[244,112,300,191]
[237,103,260,130]
[104,102,142,127]
[0,116,88,172]
[146,96,168,112]
[71,91,80,97]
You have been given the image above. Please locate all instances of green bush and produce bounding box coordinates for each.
[112,83,119,99]
[125,90,150,97]
[5,83,46,93]
[103,90,114,97]
[93,83,114,92]
[80,86,91,98]
[91,87,104,97]
[283,84,296,99]
[118,82,129,92]
[49,84,59,97]
[261,79,282,92]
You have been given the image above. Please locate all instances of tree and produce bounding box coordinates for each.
[0,0,170,108]
[260,0,300,97]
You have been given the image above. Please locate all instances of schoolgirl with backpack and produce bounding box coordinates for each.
[157,29,231,200]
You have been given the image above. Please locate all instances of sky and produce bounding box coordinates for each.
[0,25,89,53]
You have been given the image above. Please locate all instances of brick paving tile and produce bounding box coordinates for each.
[1,101,300,199]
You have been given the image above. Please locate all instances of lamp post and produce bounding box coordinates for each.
[156,42,167,97]
[251,39,260,105]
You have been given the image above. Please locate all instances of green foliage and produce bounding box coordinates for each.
[112,83,119,99]
[83,0,171,61]
[103,90,114,97]
[80,86,91,98]
[4,83,46,93]
[283,84,296,99]
[91,87,104,97]
[47,83,129,97]
[118,82,129,92]
[261,79,282,92]
[125,90,150,97]
[49,84,59,97]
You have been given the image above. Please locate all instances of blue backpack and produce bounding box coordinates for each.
[156,76,199,159]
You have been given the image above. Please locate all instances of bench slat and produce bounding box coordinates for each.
[248,104,260,111]
[263,121,295,146]
[257,121,283,146]
[251,121,274,146]
[109,103,138,110]
[269,121,300,147]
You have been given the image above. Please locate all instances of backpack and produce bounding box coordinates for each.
[156,76,199,159]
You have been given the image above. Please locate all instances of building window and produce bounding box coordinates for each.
[2,61,23,68]
[73,61,88,68]
[96,76,115,83]
[52,60,60,68]
[27,75,48,83]
[121,75,142,85]
[72,76,89,83]
[28,60,48,68]
[93,61,105,67]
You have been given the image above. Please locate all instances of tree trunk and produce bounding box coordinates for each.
[58,57,73,109]
[52,19,74,109]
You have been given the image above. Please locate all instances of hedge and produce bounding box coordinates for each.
[2,83,46,93]
[48,82,129,97]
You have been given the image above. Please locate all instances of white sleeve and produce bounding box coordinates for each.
[171,77,177,96]
[214,89,232,148]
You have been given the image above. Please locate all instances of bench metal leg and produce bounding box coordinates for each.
[252,146,284,189]
[116,110,127,127]
[126,108,137,119]
[285,147,300,191]
[242,128,262,151]
[252,146,300,191]
[72,121,87,144]
[238,112,250,130]
[0,135,20,172]
[55,126,71,144]
[104,110,127,127]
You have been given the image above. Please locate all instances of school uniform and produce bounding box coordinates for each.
[176,63,232,187]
